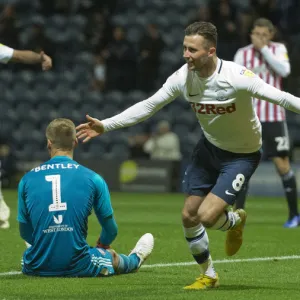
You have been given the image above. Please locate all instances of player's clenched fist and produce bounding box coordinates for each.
[76,114,105,143]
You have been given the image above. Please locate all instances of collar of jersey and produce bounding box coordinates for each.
[195,58,221,81]
[48,156,74,162]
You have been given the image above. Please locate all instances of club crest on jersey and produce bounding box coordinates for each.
[215,89,229,101]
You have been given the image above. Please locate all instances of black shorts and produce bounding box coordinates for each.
[261,121,290,158]
[182,136,261,205]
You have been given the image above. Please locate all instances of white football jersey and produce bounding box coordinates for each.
[102,59,300,154]
[234,42,290,122]
[0,43,14,63]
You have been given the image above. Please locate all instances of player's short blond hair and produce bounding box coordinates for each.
[253,18,274,33]
[46,118,76,151]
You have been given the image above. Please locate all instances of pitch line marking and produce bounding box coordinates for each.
[1,255,300,276]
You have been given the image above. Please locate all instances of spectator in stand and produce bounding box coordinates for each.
[38,0,73,16]
[76,0,118,16]
[23,21,56,70]
[102,26,136,91]
[210,0,240,60]
[250,0,280,25]
[128,134,150,159]
[188,3,212,24]
[84,10,113,52]
[143,120,181,161]
[91,54,106,92]
[0,4,19,49]
[136,23,165,92]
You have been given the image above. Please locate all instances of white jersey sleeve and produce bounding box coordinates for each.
[234,68,300,114]
[102,69,183,132]
[0,43,14,63]
[260,44,290,77]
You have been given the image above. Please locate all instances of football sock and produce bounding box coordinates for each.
[183,223,216,278]
[210,210,237,231]
[116,253,140,274]
[281,170,298,219]
[234,184,249,209]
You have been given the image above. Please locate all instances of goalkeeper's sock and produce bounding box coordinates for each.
[116,253,140,274]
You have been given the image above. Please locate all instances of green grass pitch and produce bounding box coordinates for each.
[1,189,300,300]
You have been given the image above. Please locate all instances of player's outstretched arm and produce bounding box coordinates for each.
[242,73,300,114]
[77,69,182,142]
[11,50,52,71]
[76,115,104,143]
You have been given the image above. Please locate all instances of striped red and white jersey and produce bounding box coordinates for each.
[234,42,290,122]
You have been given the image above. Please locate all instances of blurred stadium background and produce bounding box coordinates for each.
[1,0,300,193]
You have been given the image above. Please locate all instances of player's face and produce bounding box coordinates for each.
[251,26,273,44]
[183,35,215,71]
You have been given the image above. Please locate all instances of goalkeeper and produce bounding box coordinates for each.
[17,118,154,277]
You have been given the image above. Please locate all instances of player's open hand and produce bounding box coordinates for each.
[40,51,52,71]
[76,115,105,143]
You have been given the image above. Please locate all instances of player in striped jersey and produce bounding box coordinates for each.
[0,43,52,229]
[234,18,299,228]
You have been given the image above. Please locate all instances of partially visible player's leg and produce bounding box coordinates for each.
[181,192,244,290]
[265,121,299,227]
[197,192,246,257]
[181,195,219,290]
[0,186,10,229]
[115,233,154,274]
[74,234,154,277]
[198,193,241,231]
[181,138,221,290]
[234,183,249,209]
[273,156,299,227]
[210,148,261,256]
[181,136,249,289]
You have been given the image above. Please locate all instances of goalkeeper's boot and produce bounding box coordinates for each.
[225,209,247,256]
[184,274,219,290]
[129,233,154,269]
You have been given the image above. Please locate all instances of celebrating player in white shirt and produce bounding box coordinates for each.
[77,22,300,290]
[0,43,52,229]
[234,18,299,228]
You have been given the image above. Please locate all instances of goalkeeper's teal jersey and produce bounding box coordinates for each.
[17,156,113,276]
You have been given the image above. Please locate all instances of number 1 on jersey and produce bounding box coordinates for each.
[46,174,67,212]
